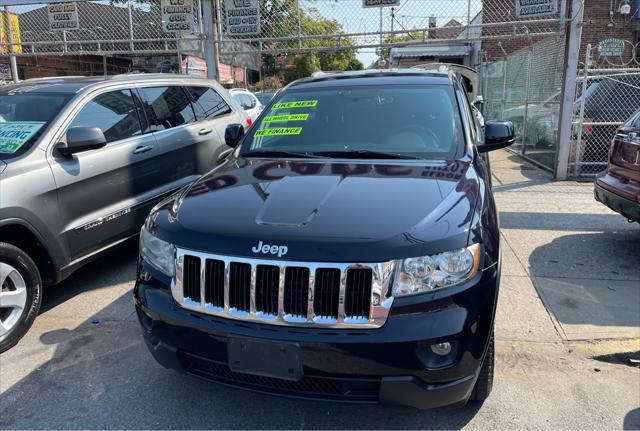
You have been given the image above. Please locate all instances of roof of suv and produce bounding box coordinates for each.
[0,73,215,94]
[288,68,452,89]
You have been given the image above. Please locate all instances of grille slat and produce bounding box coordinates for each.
[345,268,373,319]
[314,268,340,319]
[183,255,201,302]
[229,262,251,312]
[256,265,279,315]
[284,267,309,317]
[204,259,225,307]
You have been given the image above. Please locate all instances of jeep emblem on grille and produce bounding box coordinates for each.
[251,241,288,257]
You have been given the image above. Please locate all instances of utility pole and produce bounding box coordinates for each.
[555,0,584,180]
[3,6,19,83]
[202,0,219,80]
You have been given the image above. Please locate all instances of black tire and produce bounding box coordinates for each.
[470,332,494,402]
[0,242,42,353]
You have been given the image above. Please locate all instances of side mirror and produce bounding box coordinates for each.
[225,123,244,148]
[59,127,107,156]
[473,95,484,109]
[478,121,515,153]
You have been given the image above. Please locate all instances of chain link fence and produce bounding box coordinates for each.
[569,43,640,179]
[481,36,566,171]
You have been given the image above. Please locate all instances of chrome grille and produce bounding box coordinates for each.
[172,248,395,328]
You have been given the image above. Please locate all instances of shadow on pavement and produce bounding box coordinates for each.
[39,239,139,314]
[1,264,483,430]
[499,211,637,231]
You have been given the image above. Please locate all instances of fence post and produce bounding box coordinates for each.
[4,6,19,82]
[128,0,134,52]
[202,0,218,80]
[521,47,533,155]
[573,44,591,178]
[555,0,584,180]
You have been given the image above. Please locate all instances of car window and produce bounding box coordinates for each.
[186,86,232,119]
[139,86,196,131]
[68,89,142,144]
[0,92,72,157]
[243,93,257,109]
[241,84,465,160]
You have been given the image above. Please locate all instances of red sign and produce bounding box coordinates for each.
[180,55,207,77]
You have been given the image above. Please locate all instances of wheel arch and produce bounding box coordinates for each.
[0,221,57,285]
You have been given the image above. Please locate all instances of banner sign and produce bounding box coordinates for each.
[47,2,79,31]
[598,38,625,58]
[225,0,260,35]
[515,0,557,18]
[161,0,195,33]
[0,122,45,154]
[363,0,400,7]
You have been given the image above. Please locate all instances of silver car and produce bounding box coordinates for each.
[0,74,248,352]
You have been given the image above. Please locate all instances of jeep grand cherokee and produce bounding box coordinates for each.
[134,69,515,408]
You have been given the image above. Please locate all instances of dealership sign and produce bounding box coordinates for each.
[516,0,557,18]
[598,38,625,58]
[225,0,260,36]
[47,2,79,31]
[161,0,195,33]
[363,0,400,7]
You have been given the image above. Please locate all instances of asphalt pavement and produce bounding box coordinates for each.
[0,150,638,430]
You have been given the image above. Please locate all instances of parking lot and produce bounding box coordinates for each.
[0,150,638,430]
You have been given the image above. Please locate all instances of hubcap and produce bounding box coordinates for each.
[0,262,27,338]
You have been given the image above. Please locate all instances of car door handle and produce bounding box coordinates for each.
[132,145,153,154]
[199,128,213,135]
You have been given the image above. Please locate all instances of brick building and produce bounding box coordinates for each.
[482,0,638,62]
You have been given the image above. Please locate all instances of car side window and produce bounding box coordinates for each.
[68,89,142,144]
[186,86,232,120]
[245,93,257,109]
[139,86,196,132]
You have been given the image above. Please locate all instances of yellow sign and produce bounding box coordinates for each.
[262,114,309,123]
[0,12,22,54]
[272,100,318,110]
[254,127,302,137]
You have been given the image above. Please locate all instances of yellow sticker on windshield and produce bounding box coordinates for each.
[254,127,302,137]
[262,114,309,123]
[272,100,318,109]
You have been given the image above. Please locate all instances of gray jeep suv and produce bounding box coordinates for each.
[0,74,248,351]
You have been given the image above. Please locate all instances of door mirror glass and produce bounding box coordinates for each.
[60,127,107,156]
[478,121,515,153]
[225,123,245,148]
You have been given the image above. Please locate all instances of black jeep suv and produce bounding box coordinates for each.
[134,69,514,408]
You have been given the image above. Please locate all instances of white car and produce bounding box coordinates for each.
[229,88,263,124]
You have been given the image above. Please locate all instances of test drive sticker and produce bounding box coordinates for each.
[262,114,309,123]
[254,127,302,137]
[0,121,45,153]
[272,100,318,110]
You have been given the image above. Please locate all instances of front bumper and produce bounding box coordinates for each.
[134,264,499,409]
[595,176,640,223]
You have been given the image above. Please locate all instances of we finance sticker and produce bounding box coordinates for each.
[0,122,45,154]
[272,100,318,110]
[254,127,303,137]
[262,113,309,123]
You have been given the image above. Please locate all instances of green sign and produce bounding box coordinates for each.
[516,0,557,18]
[0,121,45,153]
[254,127,302,137]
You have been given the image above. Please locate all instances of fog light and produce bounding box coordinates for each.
[431,342,452,356]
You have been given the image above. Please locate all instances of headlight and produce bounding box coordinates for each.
[140,226,176,277]
[392,244,480,297]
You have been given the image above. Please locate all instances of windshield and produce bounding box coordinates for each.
[0,92,72,158]
[241,84,465,160]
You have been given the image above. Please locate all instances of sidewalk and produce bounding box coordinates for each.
[491,150,640,343]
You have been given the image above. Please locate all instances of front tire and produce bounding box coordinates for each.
[470,332,494,402]
[0,242,42,353]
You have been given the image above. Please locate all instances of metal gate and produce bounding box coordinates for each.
[569,42,640,179]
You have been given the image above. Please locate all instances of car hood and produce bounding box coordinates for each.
[153,158,481,261]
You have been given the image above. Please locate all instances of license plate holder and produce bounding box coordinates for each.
[227,336,303,381]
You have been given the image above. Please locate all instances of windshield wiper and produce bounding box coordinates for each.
[313,150,421,160]
[241,150,327,159]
